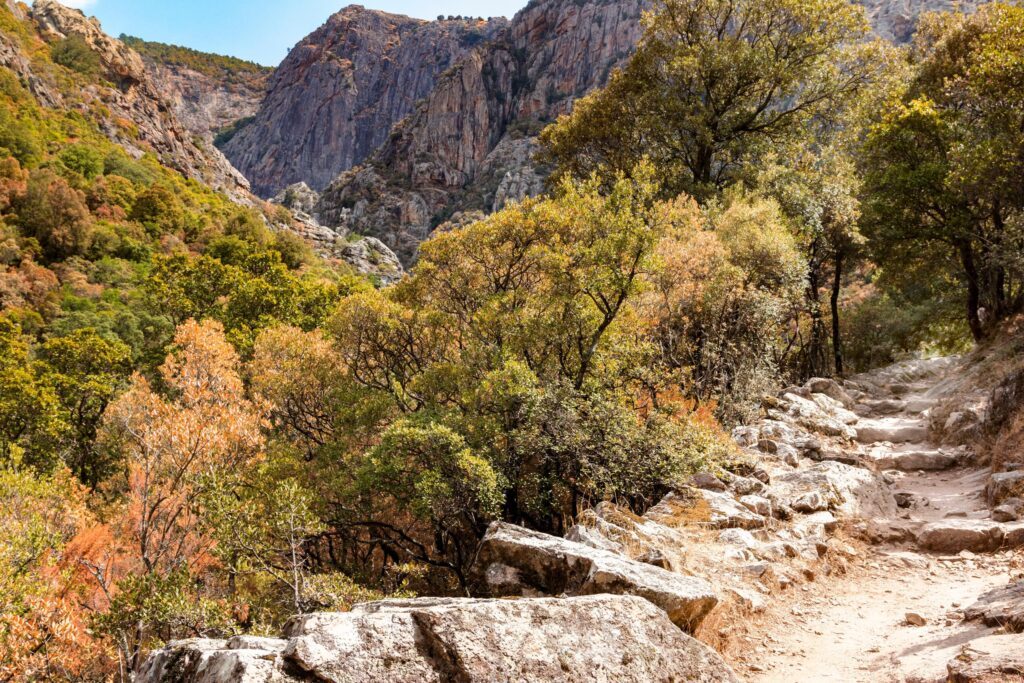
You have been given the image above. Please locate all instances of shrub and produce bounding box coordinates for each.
[50,35,102,78]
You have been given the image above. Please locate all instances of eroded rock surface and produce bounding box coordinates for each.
[138,596,740,683]
[475,521,718,631]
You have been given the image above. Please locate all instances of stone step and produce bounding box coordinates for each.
[856,419,931,445]
[865,450,959,472]
[916,519,1024,553]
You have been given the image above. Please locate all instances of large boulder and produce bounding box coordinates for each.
[475,522,718,631]
[770,393,858,440]
[138,596,740,683]
[856,417,931,445]
[136,636,289,683]
[771,461,898,518]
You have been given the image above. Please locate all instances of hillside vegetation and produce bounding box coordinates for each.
[1,0,1023,680]
[120,35,273,81]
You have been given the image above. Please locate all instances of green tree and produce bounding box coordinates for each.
[39,329,132,488]
[0,320,63,470]
[541,0,881,201]
[861,3,1024,340]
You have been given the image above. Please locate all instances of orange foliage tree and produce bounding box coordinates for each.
[94,319,265,675]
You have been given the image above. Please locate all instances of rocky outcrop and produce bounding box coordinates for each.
[314,0,644,262]
[858,0,992,43]
[141,57,269,145]
[964,581,1024,633]
[138,596,740,683]
[223,7,507,197]
[28,0,249,196]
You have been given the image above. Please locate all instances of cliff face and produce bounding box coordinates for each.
[217,0,993,263]
[315,0,644,262]
[859,0,991,42]
[222,7,507,197]
[125,39,272,145]
[28,0,250,196]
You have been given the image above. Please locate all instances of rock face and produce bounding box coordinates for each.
[223,7,507,197]
[29,1,248,196]
[314,0,644,262]
[139,54,270,145]
[858,0,991,43]
[137,596,740,683]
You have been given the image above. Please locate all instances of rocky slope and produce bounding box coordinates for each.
[222,7,507,197]
[125,37,272,144]
[28,0,249,197]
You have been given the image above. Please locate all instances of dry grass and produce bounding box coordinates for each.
[992,410,1024,471]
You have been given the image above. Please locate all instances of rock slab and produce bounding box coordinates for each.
[138,596,740,683]
[475,521,718,631]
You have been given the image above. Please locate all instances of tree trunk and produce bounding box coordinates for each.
[831,248,845,377]
[958,241,985,341]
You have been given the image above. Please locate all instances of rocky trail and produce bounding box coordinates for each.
[139,356,1024,683]
[741,363,1024,682]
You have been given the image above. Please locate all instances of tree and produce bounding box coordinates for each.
[39,329,133,488]
[15,169,95,261]
[0,319,63,470]
[861,3,1024,340]
[641,189,806,422]
[97,319,264,673]
[759,149,863,377]
[0,467,112,682]
[540,0,880,201]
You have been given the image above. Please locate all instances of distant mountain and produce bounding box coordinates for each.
[177,0,996,263]
[220,7,508,197]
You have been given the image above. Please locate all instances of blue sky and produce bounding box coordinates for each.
[48,0,529,66]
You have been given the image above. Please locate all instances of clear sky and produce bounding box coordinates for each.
[46,0,529,66]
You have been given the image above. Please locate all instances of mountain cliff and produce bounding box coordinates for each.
[860,0,991,42]
[28,0,250,197]
[221,7,507,197]
[313,0,644,261]
[122,36,272,146]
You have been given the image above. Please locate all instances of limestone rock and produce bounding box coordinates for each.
[139,596,741,683]
[946,633,1024,682]
[866,449,959,472]
[772,461,898,518]
[475,522,718,631]
[856,418,931,445]
[645,489,766,530]
[987,471,1024,506]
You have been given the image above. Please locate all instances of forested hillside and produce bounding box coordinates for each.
[1,0,1022,680]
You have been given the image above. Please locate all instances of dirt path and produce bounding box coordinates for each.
[739,364,1023,682]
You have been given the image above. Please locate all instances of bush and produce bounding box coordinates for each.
[50,35,102,78]
[60,144,105,180]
